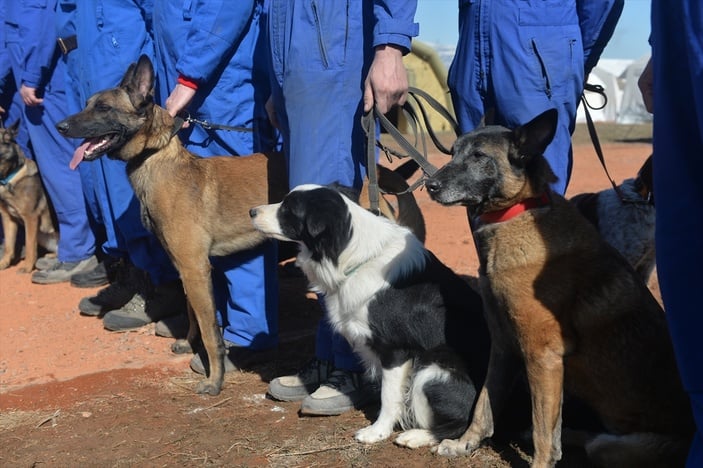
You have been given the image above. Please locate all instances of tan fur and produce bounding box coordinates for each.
[426,110,692,467]
[0,122,58,272]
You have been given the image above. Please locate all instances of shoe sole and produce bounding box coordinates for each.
[71,278,110,288]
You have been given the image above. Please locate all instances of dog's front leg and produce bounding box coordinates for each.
[18,214,39,273]
[355,360,412,444]
[171,301,197,354]
[435,345,517,457]
[179,266,224,396]
[0,208,18,269]
[524,347,564,468]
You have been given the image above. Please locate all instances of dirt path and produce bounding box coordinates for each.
[0,130,655,467]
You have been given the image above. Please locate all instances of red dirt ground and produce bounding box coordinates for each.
[0,126,656,467]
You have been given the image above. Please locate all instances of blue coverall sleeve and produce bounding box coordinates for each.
[577,0,625,75]
[372,0,419,53]
[175,0,256,83]
[20,0,60,89]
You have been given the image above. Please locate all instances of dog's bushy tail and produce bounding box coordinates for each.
[585,432,690,468]
[377,160,426,243]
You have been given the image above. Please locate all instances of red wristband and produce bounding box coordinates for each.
[177,74,199,90]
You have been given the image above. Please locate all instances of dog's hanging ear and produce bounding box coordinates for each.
[512,109,558,164]
[122,55,155,112]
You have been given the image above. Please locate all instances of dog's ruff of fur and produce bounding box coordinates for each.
[250,184,488,448]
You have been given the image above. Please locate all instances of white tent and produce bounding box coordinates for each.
[577,56,653,124]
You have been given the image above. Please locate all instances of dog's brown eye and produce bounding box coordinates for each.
[95,103,111,112]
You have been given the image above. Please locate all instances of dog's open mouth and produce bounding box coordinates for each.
[69,134,120,169]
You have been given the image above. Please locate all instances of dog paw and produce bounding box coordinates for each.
[0,259,11,270]
[171,339,192,354]
[16,262,32,273]
[433,439,472,457]
[195,380,221,396]
[394,429,437,449]
[355,424,392,444]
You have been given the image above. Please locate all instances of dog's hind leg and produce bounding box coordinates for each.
[356,359,413,444]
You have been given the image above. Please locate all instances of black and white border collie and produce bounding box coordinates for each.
[250,184,489,448]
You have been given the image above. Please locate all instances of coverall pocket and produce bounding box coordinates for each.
[21,0,48,8]
[309,0,350,69]
[526,30,580,98]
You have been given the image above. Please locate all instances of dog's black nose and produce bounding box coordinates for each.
[56,120,69,134]
[424,178,441,194]
[249,208,257,218]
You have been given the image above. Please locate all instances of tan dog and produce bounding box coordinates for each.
[55,55,425,396]
[0,120,58,272]
[425,109,693,467]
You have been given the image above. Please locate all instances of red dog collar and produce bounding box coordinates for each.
[479,193,551,224]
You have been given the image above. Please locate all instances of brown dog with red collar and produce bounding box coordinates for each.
[0,120,58,272]
[425,109,692,467]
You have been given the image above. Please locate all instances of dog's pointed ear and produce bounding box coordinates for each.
[120,55,155,111]
[8,120,20,138]
[512,109,558,163]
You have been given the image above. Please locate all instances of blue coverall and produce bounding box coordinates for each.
[448,0,622,196]
[3,0,96,263]
[152,0,279,349]
[650,1,703,465]
[266,0,418,371]
[55,0,178,286]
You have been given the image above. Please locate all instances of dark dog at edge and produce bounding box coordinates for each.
[0,120,58,272]
[55,55,426,396]
[425,109,692,467]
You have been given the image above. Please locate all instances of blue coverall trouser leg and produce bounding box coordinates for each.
[267,0,371,372]
[651,2,703,466]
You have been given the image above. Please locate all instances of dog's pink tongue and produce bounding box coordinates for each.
[69,141,90,170]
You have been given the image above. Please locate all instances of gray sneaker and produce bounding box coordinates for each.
[154,313,188,339]
[31,255,98,284]
[102,280,186,331]
[78,261,142,316]
[268,358,334,402]
[299,369,379,416]
[35,255,59,271]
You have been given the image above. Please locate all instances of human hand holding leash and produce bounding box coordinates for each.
[165,83,196,128]
[364,44,408,114]
[20,84,44,106]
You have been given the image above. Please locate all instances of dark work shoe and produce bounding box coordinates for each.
[154,313,189,339]
[299,369,380,416]
[31,256,98,284]
[78,261,142,316]
[102,280,187,331]
[70,257,117,288]
[268,358,334,402]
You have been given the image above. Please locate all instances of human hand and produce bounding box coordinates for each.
[20,84,44,106]
[638,57,654,114]
[363,44,408,114]
[165,83,196,127]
